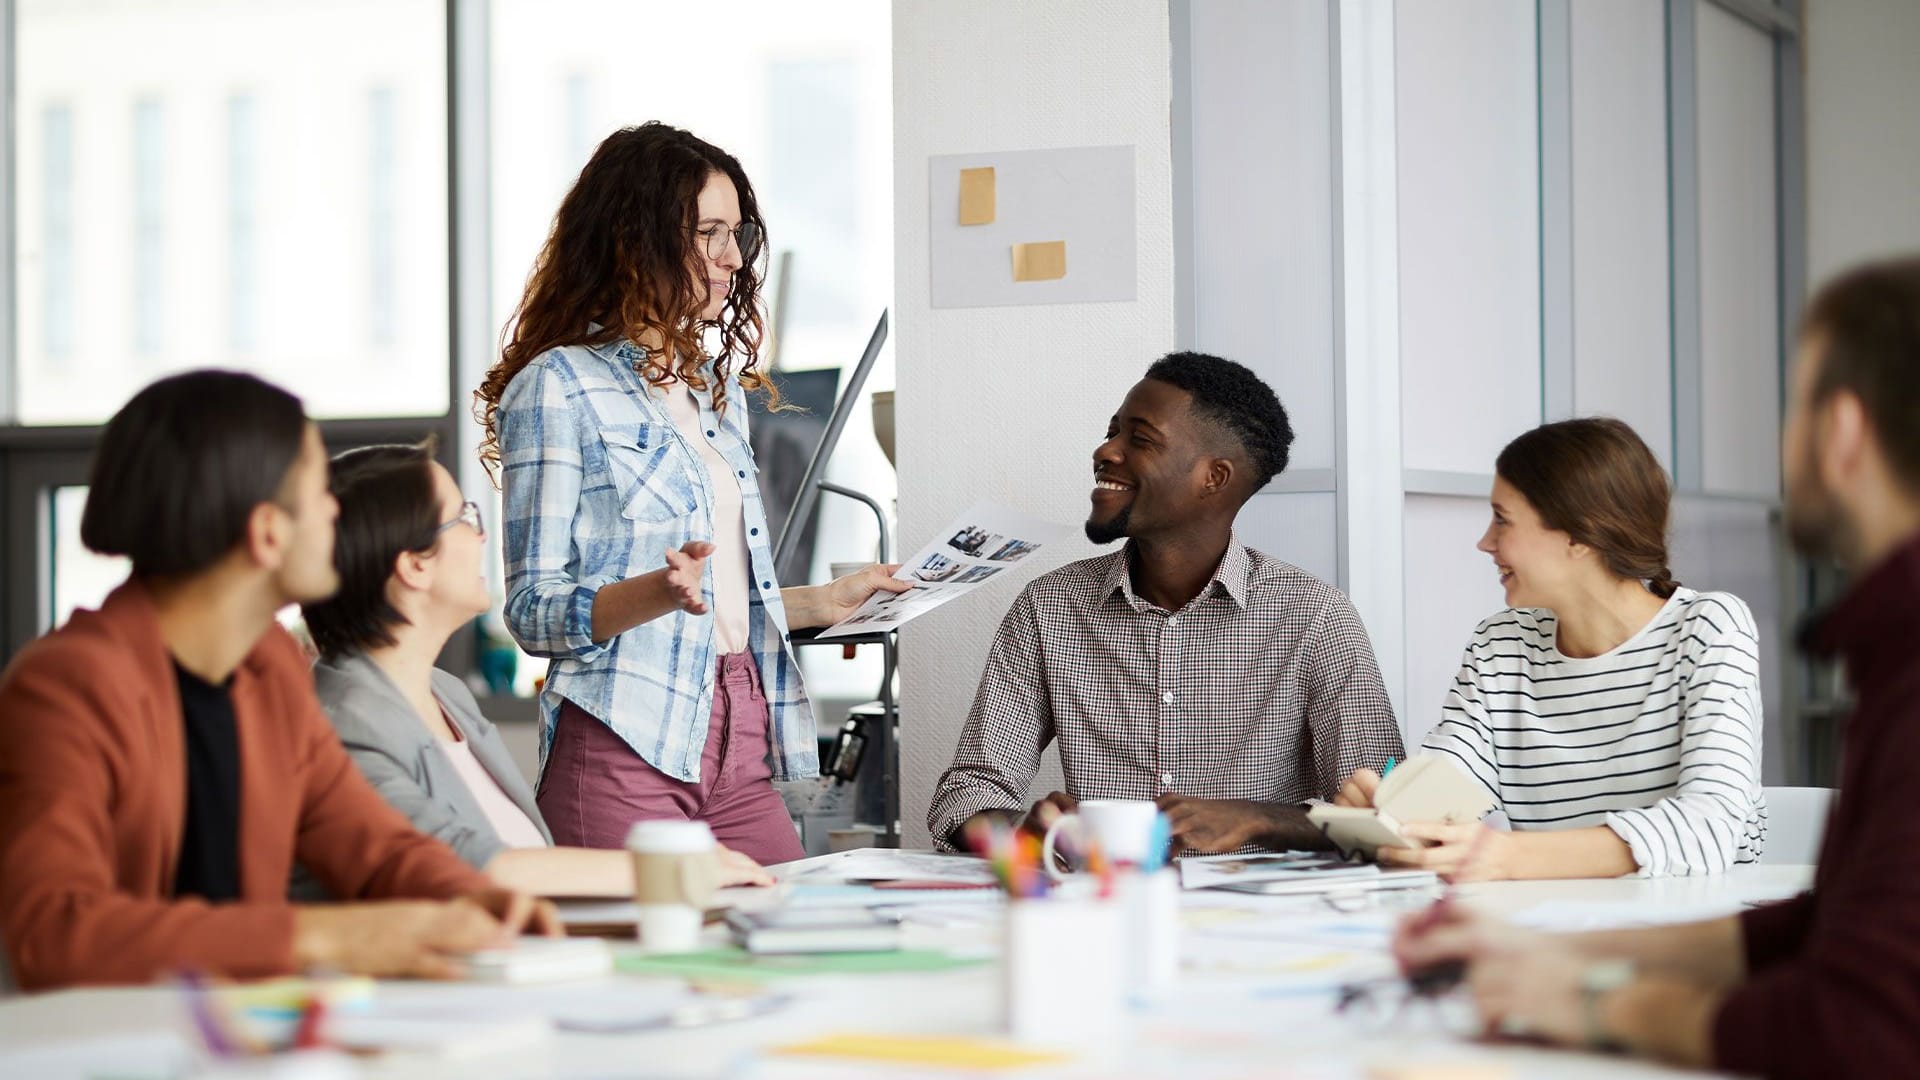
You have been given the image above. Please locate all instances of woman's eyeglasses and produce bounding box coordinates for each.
[693,220,762,263]
[434,501,485,539]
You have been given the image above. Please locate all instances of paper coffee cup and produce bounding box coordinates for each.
[626,820,720,953]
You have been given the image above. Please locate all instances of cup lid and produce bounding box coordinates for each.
[626,819,717,853]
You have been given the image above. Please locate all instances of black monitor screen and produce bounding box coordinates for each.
[748,368,842,582]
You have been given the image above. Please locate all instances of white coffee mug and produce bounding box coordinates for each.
[626,819,720,953]
[1040,799,1161,880]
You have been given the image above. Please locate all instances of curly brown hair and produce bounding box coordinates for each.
[475,122,775,480]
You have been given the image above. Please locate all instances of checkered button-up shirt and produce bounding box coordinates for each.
[927,539,1403,849]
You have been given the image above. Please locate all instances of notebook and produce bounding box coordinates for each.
[457,937,614,983]
[724,907,904,954]
[1308,755,1496,859]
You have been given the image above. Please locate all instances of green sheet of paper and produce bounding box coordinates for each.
[616,946,988,982]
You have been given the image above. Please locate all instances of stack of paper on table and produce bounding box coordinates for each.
[1179,851,1437,896]
[559,850,1002,942]
[773,848,999,887]
[725,906,904,954]
[458,936,613,982]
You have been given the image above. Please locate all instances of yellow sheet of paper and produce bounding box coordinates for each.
[1369,1065,1512,1080]
[1011,240,1067,282]
[774,1032,1070,1071]
[958,166,996,225]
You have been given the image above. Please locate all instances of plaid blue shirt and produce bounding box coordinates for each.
[496,341,817,784]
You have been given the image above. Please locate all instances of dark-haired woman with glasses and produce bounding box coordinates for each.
[475,123,907,862]
[301,444,771,895]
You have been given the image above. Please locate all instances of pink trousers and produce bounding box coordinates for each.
[537,652,806,865]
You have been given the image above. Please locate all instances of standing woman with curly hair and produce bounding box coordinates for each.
[476,123,906,862]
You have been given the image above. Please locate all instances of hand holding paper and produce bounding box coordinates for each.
[817,501,1072,639]
[810,563,911,626]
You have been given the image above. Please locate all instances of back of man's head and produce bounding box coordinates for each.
[1803,257,1920,499]
[1144,351,1294,493]
[81,370,309,579]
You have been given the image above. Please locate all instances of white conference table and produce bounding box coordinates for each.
[0,864,1812,1079]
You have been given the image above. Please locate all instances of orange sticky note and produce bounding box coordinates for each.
[958,167,996,225]
[1011,241,1067,282]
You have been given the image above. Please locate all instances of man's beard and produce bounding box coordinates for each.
[1785,466,1856,567]
[1085,503,1133,545]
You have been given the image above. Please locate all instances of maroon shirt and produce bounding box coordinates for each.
[1714,533,1920,1077]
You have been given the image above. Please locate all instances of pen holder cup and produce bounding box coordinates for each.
[1118,868,1179,993]
[1001,895,1126,1046]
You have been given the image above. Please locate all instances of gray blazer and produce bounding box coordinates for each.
[312,652,553,869]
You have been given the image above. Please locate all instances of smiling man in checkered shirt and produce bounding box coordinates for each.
[927,352,1404,854]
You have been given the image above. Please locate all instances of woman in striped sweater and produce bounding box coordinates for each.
[1338,417,1766,879]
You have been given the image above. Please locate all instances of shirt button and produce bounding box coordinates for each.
[762,581,772,589]
[707,429,717,438]
[1160,691,1174,705]
[737,469,746,478]
[750,527,759,536]
[1161,772,1175,786]
[1167,617,1178,629]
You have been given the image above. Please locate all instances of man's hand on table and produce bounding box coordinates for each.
[1155,795,1295,853]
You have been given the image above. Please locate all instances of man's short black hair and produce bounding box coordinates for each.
[80,370,308,578]
[301,441,442,662]
[1144,350,1294,491]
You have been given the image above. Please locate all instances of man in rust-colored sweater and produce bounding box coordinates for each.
[0,372,556,991]
[1393,256,1920,1076]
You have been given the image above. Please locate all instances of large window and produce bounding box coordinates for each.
[10,0,450,424]
[4,2,898,712]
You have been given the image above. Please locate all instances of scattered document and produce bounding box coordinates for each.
[774,847,1000,886]
[1179,851,1381,891]
[818,502,1072,639]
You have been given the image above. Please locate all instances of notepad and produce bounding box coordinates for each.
[457,937,613,983]
[1308,755,1495,859]
[725,906,903,954]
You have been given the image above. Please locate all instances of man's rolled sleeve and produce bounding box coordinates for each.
[926,588,1054,850]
